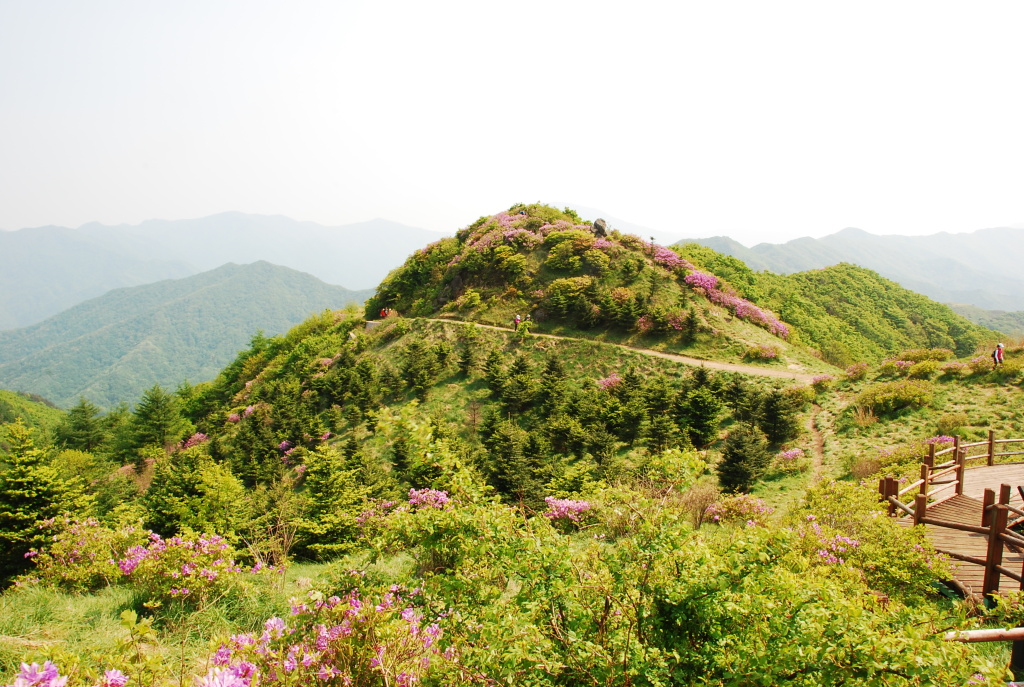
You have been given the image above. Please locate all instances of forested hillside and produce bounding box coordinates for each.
[0,206,1018,685]
[0,262,372,408]
[675,244,990,366]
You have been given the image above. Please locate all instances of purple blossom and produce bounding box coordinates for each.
[227,413,241,423]
[10,661,66,687]
[99,669,128,687]
[925,435,955,445]
[278,440,292,452]
[408,488,449,509]
[182,432,209,449]
[543,496,591,522]
[596,373,622,391]
[684,271,719,291]
[243,405,256,417]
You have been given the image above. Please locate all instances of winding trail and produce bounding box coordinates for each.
[807,403,826,482]
[422,318,819,384]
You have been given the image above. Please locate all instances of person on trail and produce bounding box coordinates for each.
[514,314,521,329]
[994,343,1005,367]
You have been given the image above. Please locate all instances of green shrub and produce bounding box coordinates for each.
[907,359,941,379]
[855,379,934,414]
[897,348,954,362]
[937,412,969,436]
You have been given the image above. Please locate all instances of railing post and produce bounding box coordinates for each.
[983,488,996,528]
[919,463,930,497]
[988,429,996,467]
[886,477,897,516]
[926,443,936,468]
[914,492,927,526]
[983,484,1012,600]
[956,446,966,496]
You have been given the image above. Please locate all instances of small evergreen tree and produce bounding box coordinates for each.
[758,389,801,446]
[294,446,369,559]
[54,398,107,452]
[682,386,724,447]
[0,421,92,580]
[717,423,771,493]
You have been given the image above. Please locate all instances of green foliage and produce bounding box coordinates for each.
[856,379,935,414]
[294,445,369,560]
[0,420,93,581]
[717,423,771,493]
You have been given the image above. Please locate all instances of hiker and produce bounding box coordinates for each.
[993,343,1005,367]
[380,308,387,319]
[514,314,521,329]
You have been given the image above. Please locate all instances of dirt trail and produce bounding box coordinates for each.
[807,403,826,482]
[423,318,818,383]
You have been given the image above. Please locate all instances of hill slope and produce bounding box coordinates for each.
[0,262,372,408]
[677,225,1024,311]
[1,213,440,329]
[365,205,989,369]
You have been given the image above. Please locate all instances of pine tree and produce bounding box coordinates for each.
[682,386,724,447]
[717,423,771,493]
[759,390,800,446]
[295,446,369,559]
[129,385,190,452]
[0,421,92,580]
[54,398,107,451]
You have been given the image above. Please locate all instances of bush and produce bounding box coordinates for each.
[705,494,775,525]
[18,518,147,592]
[907,359,941,379]
[855,380,934,414]
[897,348,954,362]
[845,362,870,381]
[745,344,780,360]
[937,412,969,436]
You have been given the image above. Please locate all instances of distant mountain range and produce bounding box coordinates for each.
[0,262,372,408]
[676,226,1024,312]
[0,212,441,329]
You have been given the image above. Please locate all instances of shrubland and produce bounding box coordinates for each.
[1,205,1022,684]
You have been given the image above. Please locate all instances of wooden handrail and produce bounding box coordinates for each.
[921,517,988,535]
[946,628,1024,642]
[897,479,925,497]
[886,496,915,518]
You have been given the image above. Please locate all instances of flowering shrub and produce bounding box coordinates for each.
[705,494,774,525]
[407,488,450,510]
[811,374,835,391]
[180,432,209,450]
[634,314,654,334]
[18,518,148,592]
[648,243,694,271]
[596,372,623,391]
[940,360,967,377]
[693,280,790,338]
[118,533,263,608]
[924,435,955,446]
[967,355,992,374]
[745,344,779,360]
[845,362,870,380]
[543,496,592,523]
[684,271,719,291]
[200,590,466,687]
[773,448,807,475]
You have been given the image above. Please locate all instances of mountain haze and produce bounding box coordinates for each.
[0,262,372,408]
[1,213,441,329]
[677,225,1024,311]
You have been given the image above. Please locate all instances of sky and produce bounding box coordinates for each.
[2,1,1023,246]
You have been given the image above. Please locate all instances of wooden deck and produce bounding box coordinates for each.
[897,463,1024,596]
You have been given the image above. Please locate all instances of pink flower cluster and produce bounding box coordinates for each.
[543,496,591,522]
[202,589,454,687]
[776,448,804,464]
[648,243,695,271]
[181,432,209,450]
[407,488,450,510]
[596,372,623,391]
[845,362,870,379]
[705,495,775,523]
[5,661,68,687]
[684,271,719,291]
[924,435,955,445]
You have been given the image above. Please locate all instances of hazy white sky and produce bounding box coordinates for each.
[2,1,1022,245]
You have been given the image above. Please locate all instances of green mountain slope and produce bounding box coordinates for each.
[674,244,992,367]
[677,225,1024,311]
[0,389,63,434]
[0,262,373,408]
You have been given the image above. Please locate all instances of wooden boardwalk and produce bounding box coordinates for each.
[895,463,1024,596]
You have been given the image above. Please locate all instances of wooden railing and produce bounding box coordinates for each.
[878,431,1024,523]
